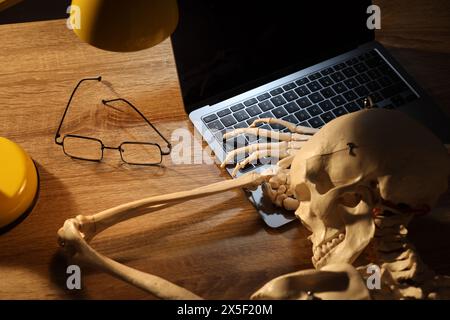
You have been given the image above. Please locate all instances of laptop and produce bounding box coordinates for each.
[171,0,450,228]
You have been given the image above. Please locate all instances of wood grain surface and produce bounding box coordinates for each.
[0,1,449,299]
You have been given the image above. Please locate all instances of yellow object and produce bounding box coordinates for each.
[69,0,179,52]
[0,137,38,229]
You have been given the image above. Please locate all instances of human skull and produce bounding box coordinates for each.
[290,109,450,269]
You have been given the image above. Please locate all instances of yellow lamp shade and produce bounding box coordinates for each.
[0,137,38,230]
[69,0,179,52]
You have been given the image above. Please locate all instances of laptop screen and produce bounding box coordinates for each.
[172,1,374,113]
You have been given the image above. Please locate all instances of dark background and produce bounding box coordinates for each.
[0,0,70,24]
[171,0,372,112]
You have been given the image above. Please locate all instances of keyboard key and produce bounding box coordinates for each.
[257,93,271,101]
[246,105,262,117]
[270,88,284,96]
[295,85,311,97]
[272,106,288,118]
[318,76,334,87]
[307,81,322,92]
[368,69,381,80]
[282,114,298,125]
[296,97,312,108]
[354,63,368,73]
[309,92,324,103]
[295,110,311,122]
[342,67,356,78]
[334,63,346,70]
[356,73,370,84]
[203,114,218,123]
[244,98,258,107]
[355,85,370,97]
[343,90,358,102]
[271,95,287,107]
[247,117,258,126]
[319,100,334,111]
[234,122,248,129]
[234,110,250,122]
[332,107,348,117]
[367,81,381,92]
[207,120,224,131]
[344,102,360,113]
[321,67,334,75]
[283,82,297,91]
[231,103,245,112]
[217,109,231,117]
[220,115,237,127]
[344,78,358,89]
[331,95,346,106]
[295,78,309,86]
[300,121,311,127]
[331,71,345,82]
[284,101,300,113]
[378,76,393,87]
[346,57,358,66]
[387,69,401,82]
[320,87,336,99]
[320,112,335,123]
[308,72,322,81]
[283,90,299,102]
[378,64,392,75]
[260,111,274,119]
[308,117,325,128]
[258,100,275,111]
[387,72,401,84]
[307,105,323,116]
[332,82,347,94]
[366,56,383,68]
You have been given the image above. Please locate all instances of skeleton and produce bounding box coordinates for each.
[57,104,450,299]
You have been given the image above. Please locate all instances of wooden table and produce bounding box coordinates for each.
[0,1,449,299]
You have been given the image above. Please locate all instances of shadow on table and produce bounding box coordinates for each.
[0,162,91,299]
[409,192,450,275]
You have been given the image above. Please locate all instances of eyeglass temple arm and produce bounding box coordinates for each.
[55,76,102,145]
[102,98,172,155]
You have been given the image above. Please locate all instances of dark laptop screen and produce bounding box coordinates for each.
[172,1,374,113]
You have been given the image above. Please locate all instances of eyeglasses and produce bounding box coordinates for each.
[55,76,172,165]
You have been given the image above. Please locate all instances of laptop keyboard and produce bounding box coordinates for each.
[202,49,418,172]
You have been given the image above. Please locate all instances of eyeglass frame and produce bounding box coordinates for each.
[55,76,172,165]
